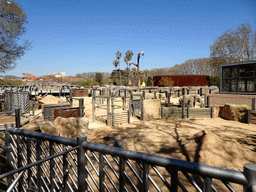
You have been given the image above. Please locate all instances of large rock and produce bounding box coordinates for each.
[22,120,59,135]
[53,117,89,138]
[219,104,250,123]
[22,117,89,138]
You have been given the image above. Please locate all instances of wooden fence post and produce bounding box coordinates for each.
[112,97,115,126]
[140,95,143,120]
[182,95,185,118]
[107,97,110,126]
[92,90,95,122]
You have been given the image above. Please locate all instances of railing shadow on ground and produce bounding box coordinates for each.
[0,123,255,191]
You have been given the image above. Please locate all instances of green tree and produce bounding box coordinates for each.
[95,72,103,86]
[209,76,220,86]
[124,50,133,85]
[146,76,153,86]
[0,0,31,72]
[158,76,174,87]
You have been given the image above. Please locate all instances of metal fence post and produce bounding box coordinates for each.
[15,109,21,128]
[77,136,87,192]
[182,88,185,96]
[119,157,125,192]
[36,139,42,192]
[252,98,255,111]
[204,95,207,108]
[244,163,256,192]
[203,177,212,192]
[210,106,213,118]
[5,123,13,189]
[79,99,83,117]
[143,163,149,192]
[200,88,203,96]
[99,153,104,192]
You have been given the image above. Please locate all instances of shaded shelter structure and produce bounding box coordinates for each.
[220,60,256,94]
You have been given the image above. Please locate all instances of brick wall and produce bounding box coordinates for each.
[207,94,256,109]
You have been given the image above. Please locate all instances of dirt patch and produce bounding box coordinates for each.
[85,117,256,191]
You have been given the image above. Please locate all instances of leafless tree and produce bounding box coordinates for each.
[210,23,256,63]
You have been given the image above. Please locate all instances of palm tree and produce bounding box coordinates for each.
[113,59,118,85]
[124,50,133,85]
[115,51,122,85]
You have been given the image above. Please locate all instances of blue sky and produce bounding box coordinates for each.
[5,0,256,77]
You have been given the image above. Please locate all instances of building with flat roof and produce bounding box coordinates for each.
[220,60,256,94]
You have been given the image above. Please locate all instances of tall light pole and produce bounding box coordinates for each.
[130,51,144,90]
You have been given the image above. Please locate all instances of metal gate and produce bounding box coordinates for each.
[130,94,143,116]
[4,92,29,114]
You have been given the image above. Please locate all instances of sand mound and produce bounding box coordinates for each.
[38,95,60,105]
[181,130,255,171]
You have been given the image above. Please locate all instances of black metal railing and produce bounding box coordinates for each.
[0,124,256,191]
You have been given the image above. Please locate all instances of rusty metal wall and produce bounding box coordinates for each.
[153,75,210,87]
[72,89,88,97]
[54,107,84,119]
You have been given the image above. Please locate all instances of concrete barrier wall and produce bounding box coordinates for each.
[161,107,211,118]
[143,99,161,120]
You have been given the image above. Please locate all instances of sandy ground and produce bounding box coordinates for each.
[1,96,256,191]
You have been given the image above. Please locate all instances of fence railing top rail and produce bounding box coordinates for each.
[82,141,248,185]
[7,127,77,147]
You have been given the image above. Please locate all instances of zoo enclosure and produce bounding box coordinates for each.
[0,124,255,191]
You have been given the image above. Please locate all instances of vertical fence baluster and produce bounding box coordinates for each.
[77,136,87,192]
[36,139,42,192]
[49,142,54,191]
[171,167,178,192]
[63,146,68,192]
[27,138,32,190]
[143,163,149,192]
[99,152,104,192]
[203,177,212,192]
[119,157,125,192]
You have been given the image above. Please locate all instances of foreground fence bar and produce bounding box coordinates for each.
[4,126,256,191]
[77,135,87,192]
